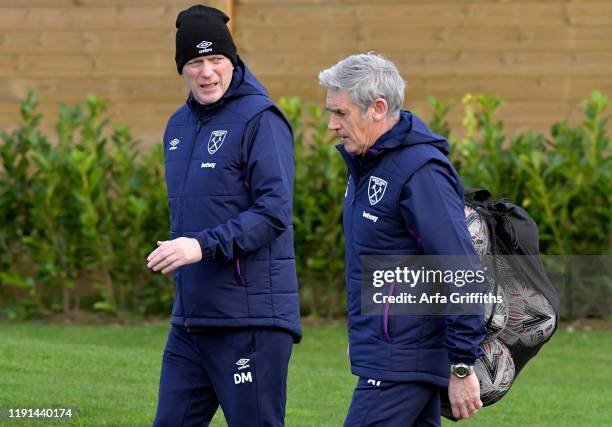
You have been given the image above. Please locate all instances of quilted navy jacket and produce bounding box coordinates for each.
[338,111,486,386]
[163,59,301,341]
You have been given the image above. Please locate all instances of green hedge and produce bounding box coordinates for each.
[0,93,172,319]
[0,91,609,319]
[285,91,610,318]
[433,92,611,256]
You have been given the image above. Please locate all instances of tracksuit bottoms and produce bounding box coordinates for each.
[344,378,441,427]
[153,326,293,427]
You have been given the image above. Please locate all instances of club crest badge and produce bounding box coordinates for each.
[368,176,387,205]
[208,130,227,155]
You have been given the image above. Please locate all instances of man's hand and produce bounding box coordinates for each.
[146,237,202,274]
[448,373,482,419]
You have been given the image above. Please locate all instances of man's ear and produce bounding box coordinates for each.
[371,98,389,121]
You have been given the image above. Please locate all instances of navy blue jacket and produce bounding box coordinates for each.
[163,59,301,341]
[338,111,486,387]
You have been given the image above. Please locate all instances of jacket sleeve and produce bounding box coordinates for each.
[195,109,293,261]
[399,159,486,365]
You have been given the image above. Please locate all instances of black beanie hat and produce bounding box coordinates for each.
[175,5,237,74]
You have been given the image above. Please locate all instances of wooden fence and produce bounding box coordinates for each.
[1,0,611,142]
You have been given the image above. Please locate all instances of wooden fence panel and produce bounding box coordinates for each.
[0,0,610,141]
[0,0,230,142]
[236,0,612,135]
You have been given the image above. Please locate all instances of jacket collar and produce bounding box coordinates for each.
[336,111,449,175]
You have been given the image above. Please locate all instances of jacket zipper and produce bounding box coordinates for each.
[342,151,393,343]
[234,144,250,287]
[176,119,204,327]
[344,154,359,330]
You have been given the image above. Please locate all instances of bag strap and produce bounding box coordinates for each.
[464,188,491,202]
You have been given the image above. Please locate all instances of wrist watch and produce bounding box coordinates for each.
[450,363,474,379]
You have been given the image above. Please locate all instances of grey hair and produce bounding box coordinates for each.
[318,53,405,117]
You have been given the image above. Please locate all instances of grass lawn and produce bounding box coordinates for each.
[0,321,609,426]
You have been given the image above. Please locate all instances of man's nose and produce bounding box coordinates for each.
[200,61,213,78]
[328,116,339,131]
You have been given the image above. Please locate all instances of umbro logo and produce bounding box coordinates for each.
[196,40,212,53]
[169,138,180,151]
[236,358,250,370]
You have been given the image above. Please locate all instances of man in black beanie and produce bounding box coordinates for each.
[147,5,301,426]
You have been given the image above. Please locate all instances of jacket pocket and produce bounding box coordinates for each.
[382,282,395,343]
[234,258,247,287]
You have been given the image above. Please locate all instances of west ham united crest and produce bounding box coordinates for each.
[208,130,227,155]
[368,176,388,205]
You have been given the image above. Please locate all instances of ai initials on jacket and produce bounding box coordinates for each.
[368,176,388,205]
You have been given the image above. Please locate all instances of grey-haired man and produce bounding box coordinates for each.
[319,53,486,426]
